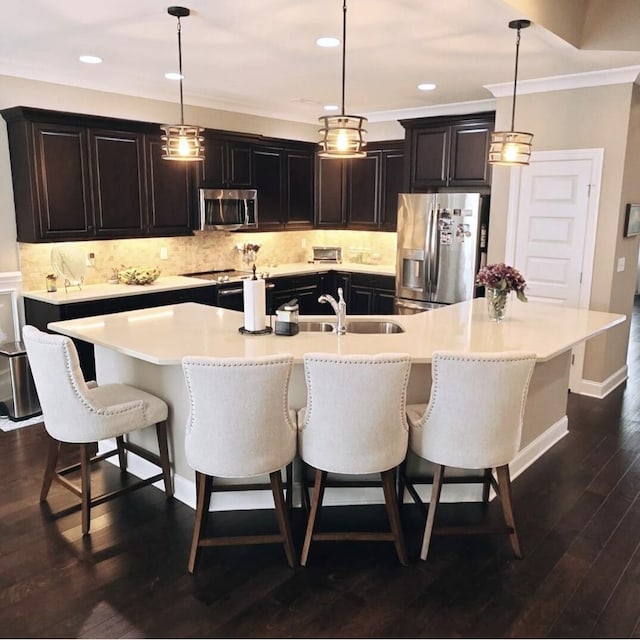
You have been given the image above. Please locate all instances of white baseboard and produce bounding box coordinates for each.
[573,364,627,399]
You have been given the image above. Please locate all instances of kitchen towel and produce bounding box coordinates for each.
[243,278,266,332]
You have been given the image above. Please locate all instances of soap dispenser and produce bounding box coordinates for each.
[275,298,299,336]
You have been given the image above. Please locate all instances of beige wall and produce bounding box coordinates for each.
[490,82,639,383]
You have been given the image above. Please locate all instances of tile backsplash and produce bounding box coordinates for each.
[19,230,397,291]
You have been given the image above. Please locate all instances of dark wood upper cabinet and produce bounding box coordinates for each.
[316,156,347,228]
[380,146,405,230]
[198,133,252,188]
[27,123,93,240]
[1,107,194,242]
[89,129,146,237]
[253,147,284,230]
[286,149,314,229]
[315,140,404,231]
[401,112,494,192]
[146,135,193,236]
[348,153,380,230]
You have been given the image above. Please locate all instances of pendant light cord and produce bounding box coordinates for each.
[340,0,347,116]
[176,16,185,126]
[510,26,521,133]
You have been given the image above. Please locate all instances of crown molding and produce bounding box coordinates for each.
[485,65,640,98]
[364,99,497,123]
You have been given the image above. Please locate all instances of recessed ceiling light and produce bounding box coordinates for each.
[165,72,183,81]
[317,36,340,48]
[324,104,339,111]
[418,83,437,91]
[79,55,102,64]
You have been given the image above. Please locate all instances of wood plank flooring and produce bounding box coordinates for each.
[2,302,640,638]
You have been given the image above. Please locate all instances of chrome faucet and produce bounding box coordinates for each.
[318,287,347,335]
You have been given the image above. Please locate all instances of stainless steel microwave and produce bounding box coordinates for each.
[199,188,258,231]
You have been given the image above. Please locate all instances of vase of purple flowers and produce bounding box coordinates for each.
[476,263,527,323]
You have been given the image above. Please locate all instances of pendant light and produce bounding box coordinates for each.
[161,6,204,162]
[488,19,533,166]
[318,0,367,158]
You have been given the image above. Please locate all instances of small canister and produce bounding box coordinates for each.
[275,298,299,336]
[45,273,58,292]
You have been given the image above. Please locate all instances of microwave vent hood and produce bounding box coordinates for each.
[199,188,258,231]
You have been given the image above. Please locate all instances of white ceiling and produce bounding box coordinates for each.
[2,0,640,124]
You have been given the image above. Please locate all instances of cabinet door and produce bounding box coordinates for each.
[89,129,147,237]
[253,147,284,230]
[347,153,380,229]
[380,149,404,230]
[200,135,226,186]
[316,156,346,227]
[32,123,93,239]
[349,284,374,314]
[449,122,493,185]
[145,136,193,236]
[373,290,396,315]
[412,127,449,188]
[286,150,314,229]
[199,135,252,188]
[228,141,253,186]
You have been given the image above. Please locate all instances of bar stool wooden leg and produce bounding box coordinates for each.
[482,467,493,503]
[116,435,127,472]
[496,464,522,558]
[188,472,213,574]
[80,444,92,536]
[420,463,445,561]
[155,421,173,497]
[270,471,297,568]
[301,468,327,567]
[40,437,60,501]
[381,468,408,566]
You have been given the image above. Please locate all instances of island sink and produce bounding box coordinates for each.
[297,319,405,334]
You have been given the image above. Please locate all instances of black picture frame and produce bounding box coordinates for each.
[624,203,640,237]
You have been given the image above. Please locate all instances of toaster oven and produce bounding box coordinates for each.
[312,246,342,263]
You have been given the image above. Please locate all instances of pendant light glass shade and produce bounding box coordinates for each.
[161,6,204,162]
[317,0,367,158]
[489,19,532,167]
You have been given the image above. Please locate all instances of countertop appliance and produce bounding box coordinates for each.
[312,246,342,263]
[395,192,488,314]
[198,189,257,231]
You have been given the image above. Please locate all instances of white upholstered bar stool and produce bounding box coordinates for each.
[181,354,298,572]
[22,325,173,536]
[298,352,412,566]
[402,350,536,561]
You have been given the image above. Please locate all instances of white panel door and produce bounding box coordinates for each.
[514,159,592,307]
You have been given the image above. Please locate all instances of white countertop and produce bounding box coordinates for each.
[47,298,624,365]
[23,263,395,305]
[23,275,214,305]
[252,262,395,278]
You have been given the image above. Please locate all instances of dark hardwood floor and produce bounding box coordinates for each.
[3,302,640,638]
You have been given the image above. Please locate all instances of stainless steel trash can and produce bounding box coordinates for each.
[0,341,42,421]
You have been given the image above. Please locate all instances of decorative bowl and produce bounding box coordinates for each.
[117,266,161,285]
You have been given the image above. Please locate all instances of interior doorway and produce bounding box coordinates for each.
[505,148,604,392]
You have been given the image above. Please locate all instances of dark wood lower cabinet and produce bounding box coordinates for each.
[24,285,215,379]
[332,272,396,315]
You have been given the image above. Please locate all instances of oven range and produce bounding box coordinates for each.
[183,269,273,311]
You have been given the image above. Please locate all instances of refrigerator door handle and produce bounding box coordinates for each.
[428,206,439,299]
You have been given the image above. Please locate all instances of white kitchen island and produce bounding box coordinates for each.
[47,299,624,509]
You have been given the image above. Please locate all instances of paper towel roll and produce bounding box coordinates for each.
[243,278,266,332]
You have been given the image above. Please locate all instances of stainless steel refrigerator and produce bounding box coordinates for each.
[395,192,487,313]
